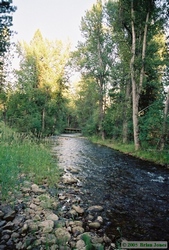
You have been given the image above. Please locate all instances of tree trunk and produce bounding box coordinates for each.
[159,90,169,150]
[130,1,149,150]
[98,83,105,140]
[122,81,131,143]
[97,39,105,140]
[42,108,45,132]
[139,12,149,90]
[130,1,140,150]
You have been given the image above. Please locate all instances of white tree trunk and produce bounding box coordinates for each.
[130,1,149,150]
[130,1,140,150]
[123,81,131,143]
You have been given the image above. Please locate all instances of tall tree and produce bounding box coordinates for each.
[0,0,16,90]
[129,0,151,150]
[111,0,168,150]
[72,0,115,139]
[7,30,71,136]
[158,44,169,150]
[106,0,132,143]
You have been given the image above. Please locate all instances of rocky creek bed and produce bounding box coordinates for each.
[0,134,169,250]
[50,135,169,244]
[0,174,116,250]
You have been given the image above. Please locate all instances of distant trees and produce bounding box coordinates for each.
[6,30,71,136]
[74,76,99,135]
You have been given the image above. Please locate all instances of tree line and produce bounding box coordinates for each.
[72,0,169,150]
[0,0,169,151]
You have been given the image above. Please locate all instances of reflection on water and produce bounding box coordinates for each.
[50,134,169,241]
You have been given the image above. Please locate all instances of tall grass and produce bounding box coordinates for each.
[0,122,60,199]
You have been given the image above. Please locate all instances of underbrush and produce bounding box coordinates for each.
[0,122,59,199]
[89,136,169,167]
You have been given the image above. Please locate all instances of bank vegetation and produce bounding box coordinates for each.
[0,0,169,193]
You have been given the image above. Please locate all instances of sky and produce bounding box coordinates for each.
[12,0,97,48]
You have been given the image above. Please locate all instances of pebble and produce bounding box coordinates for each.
[55,228,71,243]
[62,173,78,184]
[0,211,4,218]
[76,239,86,250]
[88,205,104,212]
[72,226,84,236]
[72,204,84,214]
[88,221,101,229]
[39,220,54,233]
[0,170,116,250]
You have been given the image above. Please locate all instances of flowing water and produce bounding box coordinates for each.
[50,134,169,242]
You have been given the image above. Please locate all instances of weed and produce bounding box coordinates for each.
[82,234,94,250]
[81,233,104,250]
[0,122,60,199]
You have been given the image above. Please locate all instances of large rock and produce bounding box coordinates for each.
[55,228,71,243]
[39,220,54,233]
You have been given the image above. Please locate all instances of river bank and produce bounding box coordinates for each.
[89,136,169,168]
[1,134,168,249]
[0,170,117,250]
[52,135,169,242]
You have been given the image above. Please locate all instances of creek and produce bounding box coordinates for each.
[50,134,169,242]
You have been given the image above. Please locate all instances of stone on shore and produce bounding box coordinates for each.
[62,173,78,184]
[87,205,104,212]
[55,228,71,243]
[39,220,54,233]
[88,221,101,229]
[31,184,46,194]
[72,205,84,214]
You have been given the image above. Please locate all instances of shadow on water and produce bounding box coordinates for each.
[50,134,169,241]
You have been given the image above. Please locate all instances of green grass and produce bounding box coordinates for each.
[81,233,104,250]
[89,136,169,167]
[0,122,60,199]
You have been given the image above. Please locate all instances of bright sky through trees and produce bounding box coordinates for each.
[12,0,97,47]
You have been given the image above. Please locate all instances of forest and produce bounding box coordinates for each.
[0,2,169,249]
[1,0,169,154]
